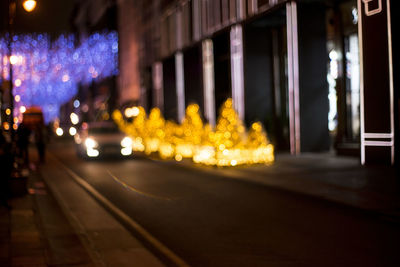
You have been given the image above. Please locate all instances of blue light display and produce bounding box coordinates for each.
[0,32,118,123]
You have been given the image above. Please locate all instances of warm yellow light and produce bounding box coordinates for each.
[15,95,21,102]
[70,112,79,125]
[3,122,10,130]
[121,136,133,147]
[121,147,132,156]
[62,74,70,82]
[124,106,140,118]
[175,154,183,161]
[23,0,36,12]
[9,55,18,65]
[86,148,99,157]
[56,127,64,136]
[131,107,139,116]
[15,79,22,87]
[69,127,77,136]
[85,138,98,149]
[5,108,11,116]
[112,99,275,167]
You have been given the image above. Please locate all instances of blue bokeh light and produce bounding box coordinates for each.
[0,31,118,123]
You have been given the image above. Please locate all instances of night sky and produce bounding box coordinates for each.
[2,0,76,34]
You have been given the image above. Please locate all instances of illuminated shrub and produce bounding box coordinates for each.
[113,99,274,166]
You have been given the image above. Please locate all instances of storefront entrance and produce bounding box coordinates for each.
[326,0,360,156]
[243,7,290,151]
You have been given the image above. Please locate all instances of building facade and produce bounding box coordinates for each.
[117,0,398,165]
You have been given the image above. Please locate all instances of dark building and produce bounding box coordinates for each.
[114,0,397,165]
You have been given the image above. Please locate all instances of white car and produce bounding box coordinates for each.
[74,121,133,158]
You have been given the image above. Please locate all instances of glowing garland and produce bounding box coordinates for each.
[0,32,118,123]
[113,98,274,167]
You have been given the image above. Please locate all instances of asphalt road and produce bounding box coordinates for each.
[50,141,400,267]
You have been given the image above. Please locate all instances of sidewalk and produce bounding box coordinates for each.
[0,150,164,267]
[0,151,95,267]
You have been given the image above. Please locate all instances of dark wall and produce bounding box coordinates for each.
[243,25,273,130]
[89,5,117,32]
[243,8,289,151]
[184,45,204,116]
[143,66,153,112]
[213,31,231,115]
[163,56,178,121]
[0,1,7,32]
[297,3,330,152]
[359,0,393,164]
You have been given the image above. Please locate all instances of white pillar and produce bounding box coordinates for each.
[202,39,216,127]
[152,62,164,113]
[286,1,301,155]
[230,24,245,121]
[175,52,185,122]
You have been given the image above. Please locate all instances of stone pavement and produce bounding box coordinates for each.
[0,159,95,267]
[1,150,164,267]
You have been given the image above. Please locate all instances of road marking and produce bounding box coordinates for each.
[107,170,175,201]
[55,159,189,267]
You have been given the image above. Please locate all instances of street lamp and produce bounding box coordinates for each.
[7,0,36,134]
[22,0,37,12]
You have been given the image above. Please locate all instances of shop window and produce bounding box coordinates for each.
[327,0,360,151]
[344,33,360,140]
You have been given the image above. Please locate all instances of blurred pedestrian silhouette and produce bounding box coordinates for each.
[0,131,12,208]
[16,122,31,167]
[34,124,47,163]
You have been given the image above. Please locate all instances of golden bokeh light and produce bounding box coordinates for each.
[113,98,274,166]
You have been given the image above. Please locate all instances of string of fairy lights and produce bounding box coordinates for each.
[0,31,118,123]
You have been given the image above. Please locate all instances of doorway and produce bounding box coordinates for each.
[243,7,290,151]
[326,0,360,156]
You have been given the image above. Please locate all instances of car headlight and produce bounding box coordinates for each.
[69,126,77,136]
[121,136,133,147]
[85,137,98,149]
[56,127,64,136]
